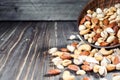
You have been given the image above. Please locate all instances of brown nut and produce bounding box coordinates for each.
[71,42,78,47]
[93,33,101,42]
[83,77,91,80]
[100,42,109,47]
[85,15,91,21]
[80,17,86,25]
[80,51,90,56]
[112,56,120,65]
[110,38,119,46]
[60,52,72,60]
[67,64,80,71]
[103,19,109,26]
[91,17,99,25]
[60,48,69,52]
[113,26,119,34]
[106,64,116,71]
[81,64,93,71]
[47,69,61,75]
[108,22,117,28]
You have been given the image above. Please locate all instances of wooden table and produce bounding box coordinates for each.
[0,21,119,80]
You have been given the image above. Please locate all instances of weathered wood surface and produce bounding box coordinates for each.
[0,0,89,20]
[0,21,119,80]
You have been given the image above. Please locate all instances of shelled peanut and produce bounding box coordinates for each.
[79,3,120,47]
[47,41,120,80]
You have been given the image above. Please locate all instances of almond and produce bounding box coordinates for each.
[83,77,91,80]
[85,15,91,21]
[110,38,119,46]
[47,69,61,75]
[60,52,72,60]
[103,19,109,26]
[108,22,117,28]
[60,48,69,52]
[68,64,80,71]
[100,42,109,46]
[80,51,90,56]
[71,42,78,47]
[93,33,101,42]
[80,17,86,25]
[91,18,99,25]
[113,26,119,34]
[113,56,120,65]
[81,64,93,71]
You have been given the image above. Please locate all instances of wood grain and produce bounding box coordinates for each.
[0,21,119,80]
[0,0,89,20]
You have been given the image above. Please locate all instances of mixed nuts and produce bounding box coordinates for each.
[79,3,120,47]
[46,3,120,80]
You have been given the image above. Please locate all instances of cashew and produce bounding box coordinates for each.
[80,29,90,35]
[117,8,120,15]
[101,30,108,40]
[99,66,107,76]
[100,48,113,56]
[92,12,97,17]
[89,32,96,38]
[67,45,75,52]
[112,75,120,80]
[87,10,93,14]
[106,36,115,43]
[97,38,105,43]
[84,21,91,28]
[62,71,75,80]
[97,13,104,19]
[117,30,120,38]
[89,49,98,57]
[108,13,117,21]
[84,34,89,40]
[105,27,114,33]
[78,44,91,52]
[73,58,83,65]
[79,25,86,31]
[116,63,120,70]
[88,38,93,43]
[96,8,103,14]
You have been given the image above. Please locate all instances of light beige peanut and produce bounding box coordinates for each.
[76,70,86,75]
[62,59,72,66]
[106,64,116,71]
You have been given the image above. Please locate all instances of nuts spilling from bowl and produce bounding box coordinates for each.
[79,3,120,47]
[47,41,120,80]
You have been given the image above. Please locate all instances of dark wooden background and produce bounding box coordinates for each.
[0,0,89,20]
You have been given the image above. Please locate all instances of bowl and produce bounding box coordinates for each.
[78,0,120,49]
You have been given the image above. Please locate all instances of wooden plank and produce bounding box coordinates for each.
[0,0,89,20]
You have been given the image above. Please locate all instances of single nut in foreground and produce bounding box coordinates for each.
[67,64,80,71]
[47,69,61,75]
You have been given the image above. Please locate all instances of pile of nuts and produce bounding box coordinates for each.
[79,3,120,47]
[47,41,120,80]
